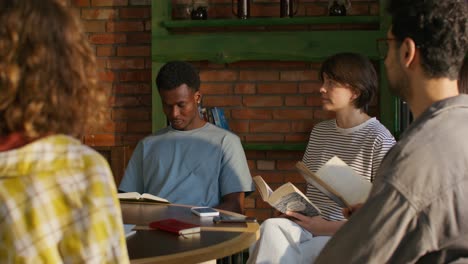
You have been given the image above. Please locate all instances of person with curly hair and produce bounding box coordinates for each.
[119,61,254,214]
[316,0,468,262]
[0,0,129,262]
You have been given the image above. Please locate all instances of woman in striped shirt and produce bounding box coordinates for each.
[248,53,396,264]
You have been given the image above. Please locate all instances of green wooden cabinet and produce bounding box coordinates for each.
[151,0,400,149]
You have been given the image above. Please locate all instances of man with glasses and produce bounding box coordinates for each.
[316,0,468,263]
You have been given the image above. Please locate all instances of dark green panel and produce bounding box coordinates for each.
[152,31,382,63]
[243,143,306,151]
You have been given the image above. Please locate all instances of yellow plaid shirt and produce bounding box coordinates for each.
[0,135,129,263]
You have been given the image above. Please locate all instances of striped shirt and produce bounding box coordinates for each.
[303,118,396,221]
[0,135,129,264]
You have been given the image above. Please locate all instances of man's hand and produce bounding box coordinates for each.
[342,203,364,219]
[285,211,344,236]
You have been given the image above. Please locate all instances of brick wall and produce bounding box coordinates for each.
[73,0,380,221]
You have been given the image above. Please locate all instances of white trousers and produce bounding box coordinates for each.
[247,218,331,264]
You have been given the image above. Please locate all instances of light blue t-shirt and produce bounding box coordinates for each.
[119,123,254,207]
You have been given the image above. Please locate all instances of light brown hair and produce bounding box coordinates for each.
[0,0,107,138]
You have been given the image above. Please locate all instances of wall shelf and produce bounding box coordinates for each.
[161,16,380,29]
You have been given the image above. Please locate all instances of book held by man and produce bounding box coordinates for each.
[149,218,201,235]
[296,156,372,208]
[253,176,321,217]
[117,192,170,204]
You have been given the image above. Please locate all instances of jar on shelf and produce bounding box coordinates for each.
[328,0,351,16]
[187,0,209,20]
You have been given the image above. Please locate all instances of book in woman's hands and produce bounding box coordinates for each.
[117,192,170,204]
[149,219,200,235]
[296,156,372,209]
[253,176,321,217]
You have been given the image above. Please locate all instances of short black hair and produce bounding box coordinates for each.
[155,61,200,91]
[319,52,377,112]
[387,0,468,79]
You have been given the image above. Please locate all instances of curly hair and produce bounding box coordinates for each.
[387,0,468,79]
[156,61,201,92]
[0,0,107,138]
[319,52,377,113]
[459,57,468,94]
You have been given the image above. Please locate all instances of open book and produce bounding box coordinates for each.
[253,176,321,217]
[118,192,170,204]
[296,156,372,208]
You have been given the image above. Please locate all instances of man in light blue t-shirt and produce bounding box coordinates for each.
[119,61,253,213]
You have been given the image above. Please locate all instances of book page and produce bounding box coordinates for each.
[117,192,142,200]
[252,176,273,201]
[268,182,321,217]
[316,156,372,205]
[141,193,170,203]
[296,161,348,208]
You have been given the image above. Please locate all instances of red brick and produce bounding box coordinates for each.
[84,133,118,146]
[299,82,321,93]
[257,83,298,94]
[107,21,144,32]
[96,46,115,56]
[245,150,267,159]
[314,109,336,120]
[114,83,151,94]
[91,0,128,6]
[200,70,238,82]
[273,109,314,120]
[88,33,126,44]
[277,160,298,170]
[231,109,272,120]
[82,21,106,32]
[117,46,150,56]
[280,70,318,81]
[119,7,150,18]
[267,150,303,160]
[229,120,249,133]
[243,96,283,107]
[127,122,152,133]
[285,96,306,106]
[118,70,151,82]
[112,95,150,107]
[285,134,309,142]
[306,96,323,106]
[127,33,151,44]
[112,108,150,121]
[200,83,233,95]
[239,70,279,81]
[98,71,115,82]
[245,135,284,142]
[81,9,117,19]
[305,5,328,16]
[107,58,145,69]
[291,120,315,133]
[72,0,90,7]
[202,96,242,107]
[234,83,256,94]
[250,122,290,133]
[257,160,275,170]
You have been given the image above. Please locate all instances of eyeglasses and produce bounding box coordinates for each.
[376,38,397,59]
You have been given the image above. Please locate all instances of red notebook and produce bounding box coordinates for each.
[149,218,201,235]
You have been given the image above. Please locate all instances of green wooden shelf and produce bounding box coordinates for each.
[243,143,306,151]
[161,16,380,29]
